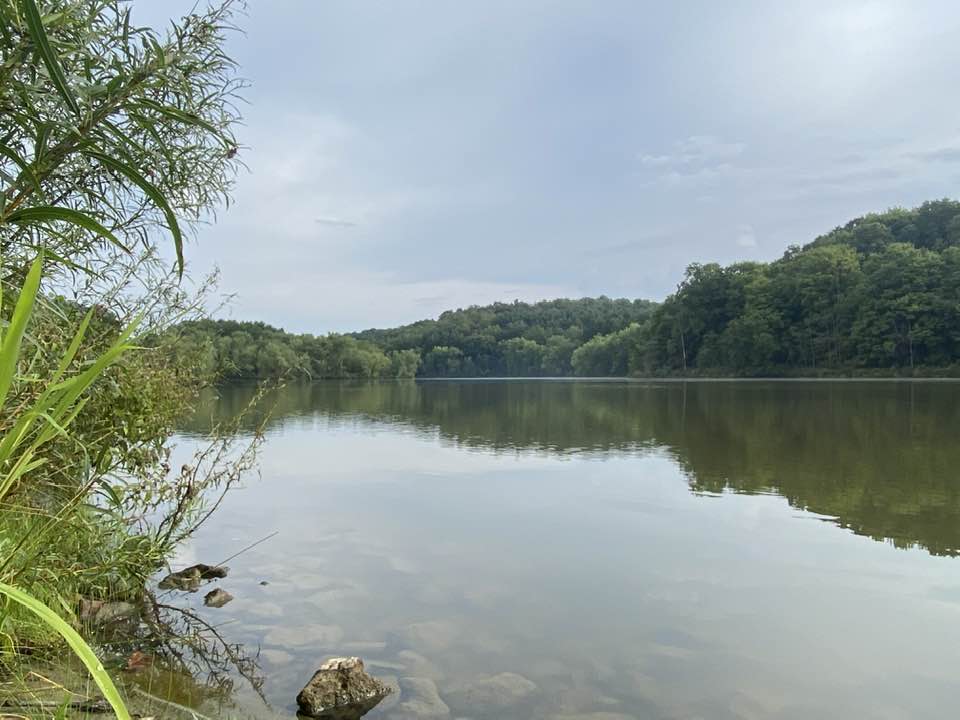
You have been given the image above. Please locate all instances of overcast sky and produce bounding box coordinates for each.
[138,0,960,333]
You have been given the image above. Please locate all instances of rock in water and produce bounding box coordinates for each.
[296,657,391,718]
[158,563,228,591]
[204,588,234,608]
[392,677,450,719]
[446,672,537,711]
[77,598,138,626]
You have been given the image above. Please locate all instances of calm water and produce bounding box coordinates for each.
[161,380,960,719]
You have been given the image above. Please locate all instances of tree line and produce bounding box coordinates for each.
[176,297,656,380]
[637,199,960,375]
[355,297,657,377]
[175,319,422,380]
[181,199,960,380]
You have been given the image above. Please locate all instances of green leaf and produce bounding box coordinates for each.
[0,582,131,720]
[6,206,128,252]
[98,480,123,508]
[0,142,42,197]
[84,150,184,275]
[136,98,230,147]
[0,256,42,410]
[20,0,81,116]
[49,308,92,384]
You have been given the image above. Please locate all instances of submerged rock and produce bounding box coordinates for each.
[396,620,459,654]
[392,677,450,720]
[203,588,234,608]
[395,649,444,680]
[158,563,228,591]
[77,598,137,626]
[296,657,391,718]
[446,672,538,711]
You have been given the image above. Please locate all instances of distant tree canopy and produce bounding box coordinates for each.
[179,298,656,380]
[354,297,658,377]
[175,320,420,380]
[181,200,960,380]
[637,199,960,375]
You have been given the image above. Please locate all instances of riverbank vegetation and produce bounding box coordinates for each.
[0,0,253,715]
[184,199,960,379]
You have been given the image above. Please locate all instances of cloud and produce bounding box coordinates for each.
[135,0,960,330]
[640,135,746,169]
[315,217,359,227]
[638,135,749,191]
[589,234,679,257]
[215,264,582,334]
[736,224,758,248]
[912,146,960,163]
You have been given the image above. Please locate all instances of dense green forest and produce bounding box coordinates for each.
[355,297,657,376]
[635,199,960,375]
[177,297,656,379]
[175,320,421,380]
[182,199,960,379]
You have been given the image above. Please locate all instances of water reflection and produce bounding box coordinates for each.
[165,379,960,719]
[185,380,960,557]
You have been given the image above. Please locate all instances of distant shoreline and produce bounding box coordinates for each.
[217,374,960,385]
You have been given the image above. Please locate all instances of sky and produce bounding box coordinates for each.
[138,0,960,333]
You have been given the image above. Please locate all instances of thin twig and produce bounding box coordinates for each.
[215,530,277,567]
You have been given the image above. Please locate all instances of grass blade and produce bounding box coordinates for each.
[49,309,92,384]
[0,582,131,720]
[0,256,42,409]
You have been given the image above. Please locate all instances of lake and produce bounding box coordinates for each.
[159,380,960,719]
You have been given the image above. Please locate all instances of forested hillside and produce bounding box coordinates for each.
[179,298,656,380]
[355,297,657,376]
[634,199,960,375]
[181,200,960,380]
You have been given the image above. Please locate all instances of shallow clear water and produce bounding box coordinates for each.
[165,380,960,719]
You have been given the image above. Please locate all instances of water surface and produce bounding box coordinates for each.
[167,380,960,719]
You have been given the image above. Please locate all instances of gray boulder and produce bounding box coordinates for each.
[158,563,228,592]
[296,657,391,718]
[204,588,234,608]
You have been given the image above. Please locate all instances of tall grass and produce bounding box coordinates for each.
[0,0,247,711]
[0,257,133,717]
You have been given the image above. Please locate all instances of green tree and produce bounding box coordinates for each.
[541,334,579,376]
[501,337,545,376]
[853,244,949,368]
[388,349,421,378]
[423,346,465,377]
